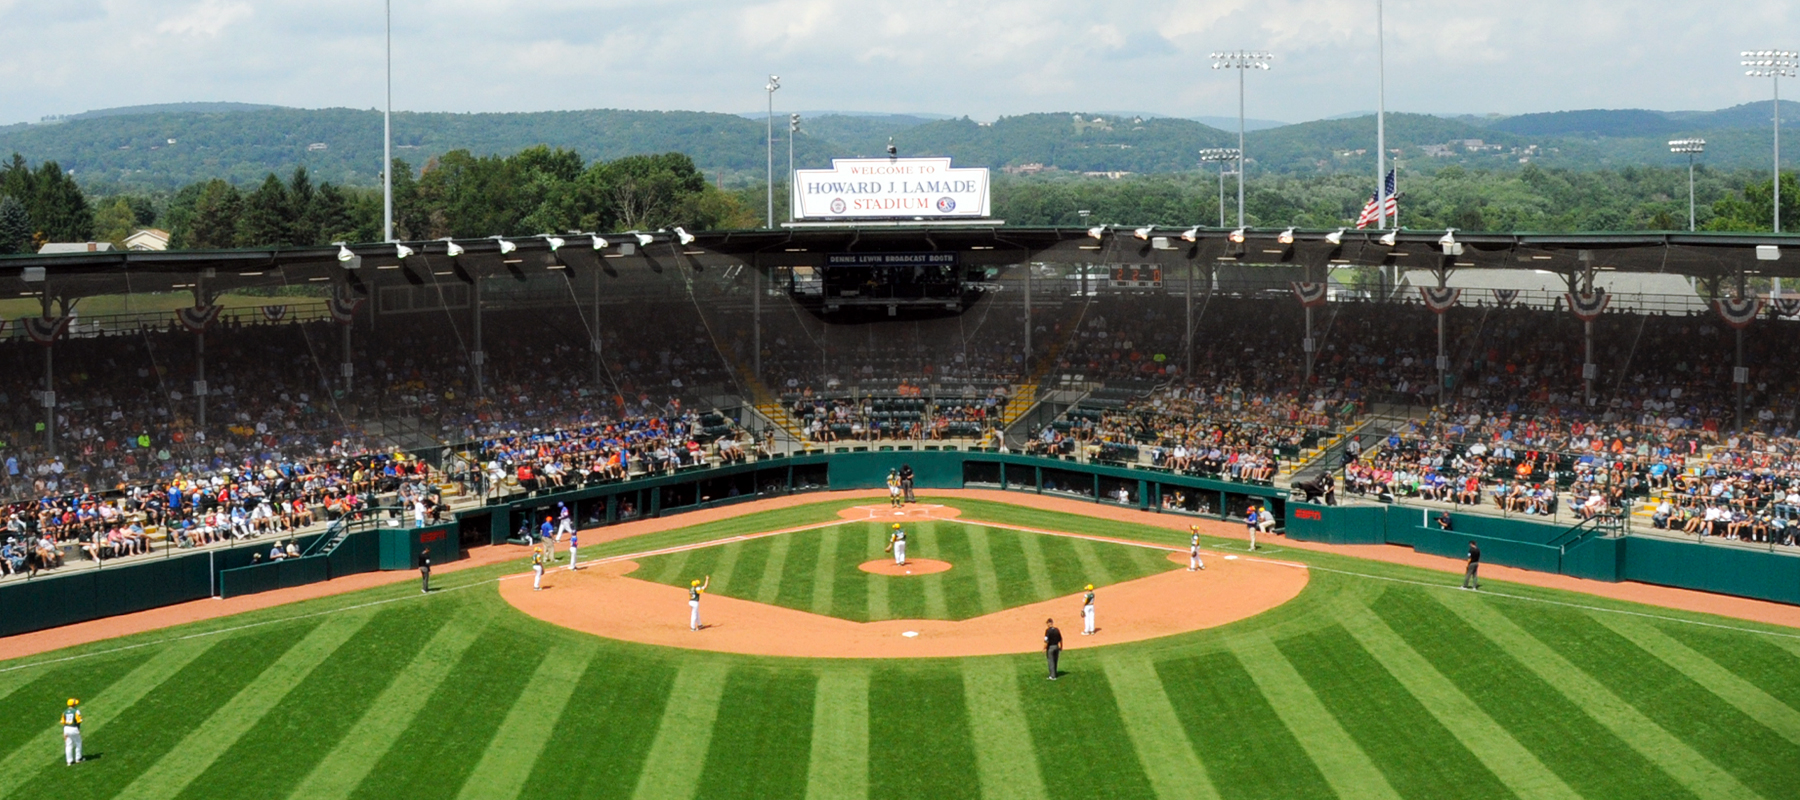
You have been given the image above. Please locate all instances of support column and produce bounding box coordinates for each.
[1023,265,1033,365]
[592,270,603,389]
[42,339,54,458]
[1435,269,1448,409]
[1735,267,1748,430]
[196,325,207,430]
[1185,260,1195,378]
[471,273,485,397]
[752,260,762,383]
[340,319,353,395]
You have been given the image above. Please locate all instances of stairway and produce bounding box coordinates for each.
[998,382,1040,429]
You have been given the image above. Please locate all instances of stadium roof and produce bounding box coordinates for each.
[0,227,1795,298]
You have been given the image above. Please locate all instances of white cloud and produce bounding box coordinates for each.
[0,0,1796,125]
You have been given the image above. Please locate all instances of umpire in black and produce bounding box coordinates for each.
[1043,618,1063,680]
[1461,541,1480,591]
[420,549,432,594]
[899,464,916,503]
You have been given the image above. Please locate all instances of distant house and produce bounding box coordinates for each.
[124,229,172,251]
[307,143,328,151]
[37,242,114,254]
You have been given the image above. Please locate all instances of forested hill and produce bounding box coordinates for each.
[2,101,1797,193]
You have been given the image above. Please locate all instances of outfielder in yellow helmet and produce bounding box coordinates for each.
[67,698,78,707]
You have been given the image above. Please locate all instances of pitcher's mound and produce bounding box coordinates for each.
[859,558,952,576]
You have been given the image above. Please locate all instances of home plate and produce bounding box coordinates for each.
[902,631,919,638]
[1224,555,1239,560]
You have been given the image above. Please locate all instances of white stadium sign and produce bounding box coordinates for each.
[792,157,991,220]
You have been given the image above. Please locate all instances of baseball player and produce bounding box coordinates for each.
[1188,526,1206,571]
[689,576,711,630]
[539,516,557,560]
[567,532,579,571]
[888,523,907,566]
[1081,584,1096,635]
[887,470,903,509]
[61,699,83,765]
[531,546,546,590]
[1245,505,1260,551]
[556,502,574,540]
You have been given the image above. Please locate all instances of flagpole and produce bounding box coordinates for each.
[1376,0,1388,229]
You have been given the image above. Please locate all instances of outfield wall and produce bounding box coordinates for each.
[7,451,1798,638]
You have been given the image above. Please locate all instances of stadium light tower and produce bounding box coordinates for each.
[1669,138,1706,231]
[789,113,800,223]
[765,75,780,229]
[1744,50,1797,232]
[1198,148,1241,227]
[1211,51,1272,228]
[383,0,393,243]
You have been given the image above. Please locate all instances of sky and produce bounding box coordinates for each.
[1,0,1796,126]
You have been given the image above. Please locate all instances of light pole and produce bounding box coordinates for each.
[1744,51,1797,232]
[382,0,393,242]
[1669,138,1706,231]
[788,113,800,223]
[1198,148,1240,227]
[765,75,780,229]
[1376,0,1388,229]
[1211,51,1272,229]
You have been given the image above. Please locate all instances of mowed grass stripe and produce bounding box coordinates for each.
[1155,650,1336,800]
[707,541,747,596]
[1440,595,1761,800]
[517,653,678,800]
[915,524,950,619]
[173,603,451,800]
[754,530,795,604]
[453,639,597,800]
[347,625,551,800]
[1593,614,1800,748]
[775,527,822,611]
[1100,656,1220,800]
[869,667,981,800]
[0,650,152,770]
[1068,537,1116,588]
[696,667,817,799]
[1229,634,1403,800]
[962,525,1005,615]
[984,527,1036,609]
[1336,604,1580,800]
[1015,528,1057,600]
[1492,600,1800,799]
[804,669,871,800]
[1015,657,1157,800]
[864,528,891,620]
[11,621,319,799]
[960,659,1049,800]
[285,607,495,799]
[1372,589,1698,800]
[1276,623,1515,800]
[113,612,374,800]
[630,660,731,800]
[1661,623,1800,716]
[811,526,843,616]
[932,524,984,619]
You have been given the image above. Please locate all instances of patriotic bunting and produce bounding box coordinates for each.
[1771,296,1800,318]
[24,316,70,346]
[1567,289,1609,322]
[327,286,364,325]
[260,305,289,323]
[1290,281,1329,308]
[176,304,222,333]
[1492,289,1519,306]
[1713,296,1763,329]
[1420,286,1461,314]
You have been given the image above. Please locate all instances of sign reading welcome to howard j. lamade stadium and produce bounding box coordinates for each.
[792,157,991,220]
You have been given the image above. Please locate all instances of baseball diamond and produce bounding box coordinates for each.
[2,494,1798,799]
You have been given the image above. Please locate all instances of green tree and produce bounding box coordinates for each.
[184,179,242,249]
[236,174,290,247]
[1704,173,1800,232]
[93,197,138,246]
[0,194,30,254]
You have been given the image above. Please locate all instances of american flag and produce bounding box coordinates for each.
[1354,170,1398,229]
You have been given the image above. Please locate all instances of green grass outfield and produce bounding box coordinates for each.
[3,495,1799,800]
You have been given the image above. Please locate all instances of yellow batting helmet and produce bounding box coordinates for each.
[892,523,901,529]
[1085,584,1094,591]
[67,698,78,707]
[691,579,702,586]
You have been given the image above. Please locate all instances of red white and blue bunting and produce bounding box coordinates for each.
[1491,289,1519,306]
[1290,281,1329,308]
[1713,296,1763,329]
[327,287,363,325]
[1420,286,1461,314]
[260,305,289,323]
[24,316,69,346]
[1770,297,1800,319]
[1567,289,1609,322]
[176,304,222,333]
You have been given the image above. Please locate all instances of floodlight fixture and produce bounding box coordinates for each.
[1278,228,1295,245]
[1181,226,1199,242]
[633,233,654,247]
[491,236,517,255]
[1379,230,1399,247]
[1668,138,1707,154]
[1325,228,1345,245]
[1745,50,1798,231]
[394,243,414,260]
[675,227,696,246]
[1210,51,1272,229]
[335,244,362,269]
[546,236,566,252]
[1228,228,1246,244]
[592,235,609,250]
[443,240,465,258]
[1087,226,1105,240]
[1134,226,1154,240]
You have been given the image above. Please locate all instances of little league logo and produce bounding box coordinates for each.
[830,198,847,214]
[936,196,956,213]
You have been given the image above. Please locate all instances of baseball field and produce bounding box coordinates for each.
[3,494,1798,800]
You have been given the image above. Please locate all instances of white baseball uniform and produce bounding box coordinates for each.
[1082,591,1096,635]
[1189,534,1205,570]
[62,707,82,764]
